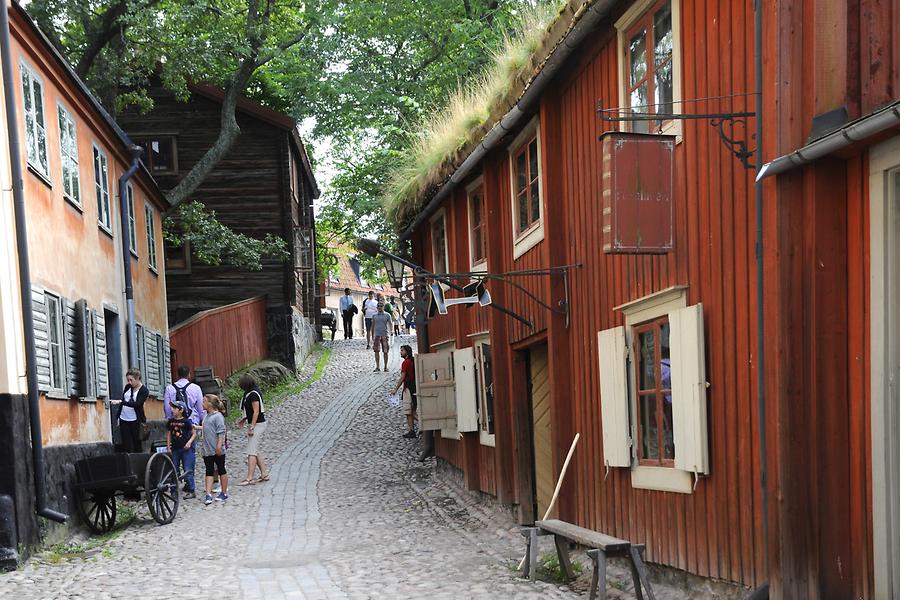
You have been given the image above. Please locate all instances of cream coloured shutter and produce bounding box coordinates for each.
[669,303,709,475]
[598,326,631,467]
[415,351,457,431]
[453,347,478,432]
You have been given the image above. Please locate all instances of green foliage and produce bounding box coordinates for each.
[164,201,288,271]
[536,550,583,583]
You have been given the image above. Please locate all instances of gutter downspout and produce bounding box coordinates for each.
[118,146,143,369]
[754,0,770,591]
[399,0,619,241]
[0,2,66,523]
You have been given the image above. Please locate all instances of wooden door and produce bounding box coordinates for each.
[529,344,553,518]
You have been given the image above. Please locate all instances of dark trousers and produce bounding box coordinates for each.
[172,446,196,492]
[342,310,353,339]
[119,419,142,453]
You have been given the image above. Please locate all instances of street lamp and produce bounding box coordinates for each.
[383,255,407,290]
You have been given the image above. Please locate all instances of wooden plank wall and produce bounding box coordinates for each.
[169,296,268,379]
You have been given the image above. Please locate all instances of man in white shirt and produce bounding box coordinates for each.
[339,288,355,339]
[362,291,378,349]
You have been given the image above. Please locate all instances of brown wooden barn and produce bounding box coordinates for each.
[392,0,900,598]
[117,83,320,372]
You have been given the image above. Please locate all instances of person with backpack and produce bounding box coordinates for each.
[164,365,206,426]
[236,374,270,486]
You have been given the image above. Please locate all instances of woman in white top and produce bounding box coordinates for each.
[110,368,148,452]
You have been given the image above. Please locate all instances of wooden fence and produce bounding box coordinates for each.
[168,296,268,380]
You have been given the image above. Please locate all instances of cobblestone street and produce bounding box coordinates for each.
[0,338,651,600]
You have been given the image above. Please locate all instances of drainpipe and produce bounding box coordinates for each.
[753,0,770,592]
[118,146,143,369]
[0,2,67,523]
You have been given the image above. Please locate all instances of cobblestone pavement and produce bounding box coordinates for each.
[0,337,665,600]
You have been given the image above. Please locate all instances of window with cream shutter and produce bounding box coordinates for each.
[669,303,709,475]
[415,351,457,431]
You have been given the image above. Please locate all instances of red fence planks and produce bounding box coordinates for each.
[169,296,268,380]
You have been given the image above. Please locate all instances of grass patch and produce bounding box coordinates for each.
[536,550,583,583]
[45,502,136,562]
[225,346,332,424]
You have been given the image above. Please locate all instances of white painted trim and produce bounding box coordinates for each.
[614,0,683,142]
[631,465,692,493]
[869,134,900,599]
[429,209,449,275]
[617,285,688,325]
[508,117,545,259]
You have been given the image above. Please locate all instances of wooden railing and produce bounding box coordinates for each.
[168,296,268,380]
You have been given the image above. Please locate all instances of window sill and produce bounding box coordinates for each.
[98,223,114,238]
[512,221,544,260]
[43,390,69,401]
[440,428,460,440]
[27,163,52,189]
[64,195,83,213]
[470,260,488,274]
[130,250,139,260]
[149,265,159,277]
[630,465,693,494]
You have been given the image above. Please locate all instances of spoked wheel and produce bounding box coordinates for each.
[76,488,117,534]
[145,453,180,525]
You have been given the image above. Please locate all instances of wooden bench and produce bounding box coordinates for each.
[521,519,655,600]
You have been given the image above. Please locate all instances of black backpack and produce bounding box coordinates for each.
[173,382,193,419]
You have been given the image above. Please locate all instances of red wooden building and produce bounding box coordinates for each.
[393,1,900,598]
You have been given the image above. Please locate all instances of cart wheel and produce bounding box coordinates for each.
[76,489,117,534]
[145,453,180,525]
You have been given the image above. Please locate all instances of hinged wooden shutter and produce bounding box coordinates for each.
[75,299,96,398]
[145,329,160,396]
[669,303,709,475]
[31,285,52,391]
[63,298,78,396]
[415,351,456,431]
[598,326,631,467]
[163,338,171,385]
[94,310,109,398]
[453,347,478,432]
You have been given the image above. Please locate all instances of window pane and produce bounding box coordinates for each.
[482,345,494,434]
[638,330,656,389]
[516,152,527,194]
[654,4,673,66]
[528,140,539,182]
[47,298,61,389]
[37,126,48,172]
[629,28,647,87]
[21,71,31,111]
[639,395,658,459]
[655,59,674,117]
[518,192,529,232]
[630,83,649,133]
[33,80,43,120]
[662,395,675,459]
[530,179,540,224]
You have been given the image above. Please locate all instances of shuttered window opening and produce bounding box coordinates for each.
[75,299,97,399]
[45,292,66,393]
[598,302,709,482]
[477,342,496,447]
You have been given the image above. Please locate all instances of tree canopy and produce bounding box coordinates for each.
[26,0,541,276]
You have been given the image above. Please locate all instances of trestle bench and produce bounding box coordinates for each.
[521,519,656,600]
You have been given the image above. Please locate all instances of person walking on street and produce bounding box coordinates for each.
[339,288,356,339]
[372,303,393,372]
[201,395,229,504]
[391,345,417,438]
[236,374,270,486]
[111,368,147,453]
[166,400,197,499]
[164,366,206,426]
[362,291,378,349]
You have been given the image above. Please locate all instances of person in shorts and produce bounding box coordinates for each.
[236,374,269,486]
[371,303,393,372]
[362,291,378,349]
[391,344,417,438]
[201,394,229,504]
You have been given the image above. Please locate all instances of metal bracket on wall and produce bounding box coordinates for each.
[597,100,757,170]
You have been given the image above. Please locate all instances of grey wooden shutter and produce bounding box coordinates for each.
[63,298,78,396]
[163,338,171,386]
[155,334,166,392]
[75,299,96,398]
[31,284,52,391]
[94,310,108,398]
[144,329,158,396]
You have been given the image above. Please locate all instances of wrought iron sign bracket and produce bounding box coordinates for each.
[597,102,757,170]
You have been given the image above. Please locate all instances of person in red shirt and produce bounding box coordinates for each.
[391,345,417,438]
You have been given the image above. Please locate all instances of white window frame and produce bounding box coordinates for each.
[430,209,449,275]
[144,201,158,273]
[20,61,49,180]
[616,285,694,493]
[466,176,488,272]
[126,183,138,256]
[45,292,66,394]
[615,0,684,141]
[93,145,112,233]
[57,103,81,207]
[508,118,544,259]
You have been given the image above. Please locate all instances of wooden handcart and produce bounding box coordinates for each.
[73,452,180,534]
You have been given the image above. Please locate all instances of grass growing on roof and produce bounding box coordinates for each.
[383,0,566,226]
